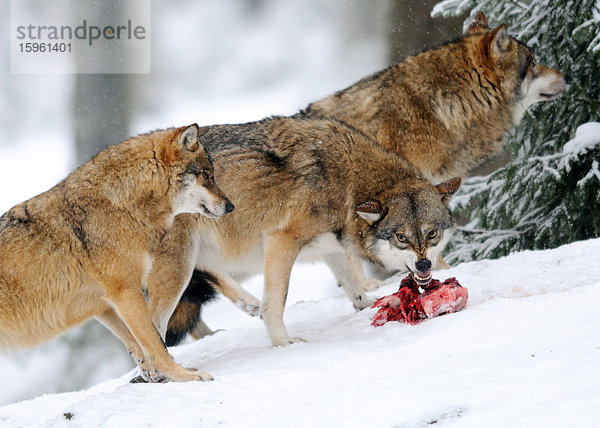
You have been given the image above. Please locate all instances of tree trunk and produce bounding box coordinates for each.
[71,0,133,166]
[388,0,465,63]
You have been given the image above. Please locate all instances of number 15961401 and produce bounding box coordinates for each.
[19,42,72,53]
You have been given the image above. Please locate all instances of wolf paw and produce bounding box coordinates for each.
[353,296,375,311]
[272,336,306,347]
[236,299,261,317]
[140,369,168,383]
[361,278,384,291]
[128,370,166,384]
[129,375,148,384]
[190,369,214,382]
[148,368,214,383]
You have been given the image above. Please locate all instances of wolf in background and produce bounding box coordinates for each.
[0,124,232,382]
[299,11,567,182]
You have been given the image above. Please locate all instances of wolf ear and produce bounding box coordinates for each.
[177,124,200,152]
[489,24,510,56]
[435,177,461,204]
[356,199,385,225]
[467,11,490,35]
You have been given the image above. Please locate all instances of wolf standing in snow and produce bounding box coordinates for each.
[147,117,461,347]
[0,124,233,382]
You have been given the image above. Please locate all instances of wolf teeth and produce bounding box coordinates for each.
[415,273,432,281]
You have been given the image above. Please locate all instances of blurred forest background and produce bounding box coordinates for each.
[0,0,463,405]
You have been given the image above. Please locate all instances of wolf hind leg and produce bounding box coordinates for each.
[164,270,258,345]
[96,307,146,368]
[190,319,219,340]
[210,272,260,317]
[323,253,375,310]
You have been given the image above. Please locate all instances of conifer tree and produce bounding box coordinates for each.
[432,0,600,262]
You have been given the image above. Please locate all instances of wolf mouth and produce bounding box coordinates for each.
[413,271,432,287]
[199,204,220,219]
[406,266,432,287]
[539,92,561,100]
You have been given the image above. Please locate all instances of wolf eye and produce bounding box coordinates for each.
[396,233,408,244]
[427,229,439,239]
[201,169,211,179]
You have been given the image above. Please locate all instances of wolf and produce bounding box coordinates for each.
[0,124,233,382]
[146,117,461,347]
[163,12,566,343]
[295,10,567,288]
[299,11,567,182]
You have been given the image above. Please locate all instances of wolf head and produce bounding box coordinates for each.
[356,177,461,287]
[467,11,567,123]
[168,124,234,218]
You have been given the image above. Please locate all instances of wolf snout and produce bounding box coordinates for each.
[207,198,234,218]
[415,258,432,272]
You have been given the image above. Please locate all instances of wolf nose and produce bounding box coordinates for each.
[563,73,571,85]
[415,258,432,272]
[224,201,235,214]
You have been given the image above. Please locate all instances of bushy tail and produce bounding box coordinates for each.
[165,270,218,346]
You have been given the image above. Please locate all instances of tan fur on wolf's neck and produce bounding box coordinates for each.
[75,129,184,231]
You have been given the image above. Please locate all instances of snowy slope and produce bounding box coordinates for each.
[1,238,599,427]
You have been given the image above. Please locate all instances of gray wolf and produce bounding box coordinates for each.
[0,124,232,382]
[146,117,461,347]
[298,11,567,182]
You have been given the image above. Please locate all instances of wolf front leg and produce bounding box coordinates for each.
[261,230,303,346]
[147,214,200,340]
[323,252,375,310]
[103,279,212,382]
[349,256,384,291]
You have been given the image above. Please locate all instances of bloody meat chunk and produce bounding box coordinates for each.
[372,275,468,326]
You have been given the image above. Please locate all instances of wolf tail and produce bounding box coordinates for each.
[165,270,218,346]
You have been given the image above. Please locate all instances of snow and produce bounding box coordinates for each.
[1,238,599,427]
[561,122,600,155]
[578,160,600,187]
[558,122,600,172]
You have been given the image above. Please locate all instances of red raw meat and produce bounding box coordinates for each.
[372,274,468,326]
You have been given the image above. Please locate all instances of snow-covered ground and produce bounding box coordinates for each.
[1,238,598,427]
